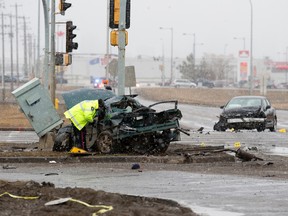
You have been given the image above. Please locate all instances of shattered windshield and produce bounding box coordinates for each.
[226,98,262,109]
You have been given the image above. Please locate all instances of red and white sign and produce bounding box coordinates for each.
[239,50,249,58]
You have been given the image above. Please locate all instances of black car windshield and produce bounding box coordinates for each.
[226,98,262,109]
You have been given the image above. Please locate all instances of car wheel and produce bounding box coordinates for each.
[269,117,277,132]
[257,124,265,132]
[213,122,226,131]
[53,127,73,152]
[96,131,114,154]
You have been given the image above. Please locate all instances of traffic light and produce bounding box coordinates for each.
[110,30,128,46]
[55,53,72,66]
[109,0,130,29]
[66,21,78,53]
[55,53,64,66]
[59,0,71,15]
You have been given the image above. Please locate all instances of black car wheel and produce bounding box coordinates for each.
[97,131,114,154]
[269,117,277,132]
[257,123,265,132]
[213,122,226,131]
[53,131,72,152]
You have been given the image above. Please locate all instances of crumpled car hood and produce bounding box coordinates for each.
[222,107,262,118]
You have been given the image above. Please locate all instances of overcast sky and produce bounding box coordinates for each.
[3,0,288,61]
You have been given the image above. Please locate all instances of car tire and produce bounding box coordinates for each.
[53,126,73,152]
[269,117,277,132]
[257,124,265,132]
[213,122,226,131]
[96,130,114,154]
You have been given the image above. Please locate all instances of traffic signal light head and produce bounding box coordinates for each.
[66,21,78,53]
[109,0,130,29]
[59,0,71,15]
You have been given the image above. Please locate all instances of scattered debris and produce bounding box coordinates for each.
[263,174,276,178]
[202,147,264,162]
[131,163,140,170]
[235,148,264,161]
[263,162,274,166]
[45,197,71,206]
[248,146,258,151]
[2,165,16,169]
[197,127,204,133]
[44,173,59,176]
[68,147,92,156]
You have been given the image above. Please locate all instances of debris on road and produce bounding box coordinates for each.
[2,164,16,169]
[131,163,140,170]
[235,148,264,161]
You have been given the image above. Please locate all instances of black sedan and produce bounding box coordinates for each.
[214,96,277,132]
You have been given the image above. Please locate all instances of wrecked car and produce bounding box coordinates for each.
[53,89,185,154]
[213,96,277,132]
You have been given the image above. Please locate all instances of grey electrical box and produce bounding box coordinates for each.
[12,78,63,137]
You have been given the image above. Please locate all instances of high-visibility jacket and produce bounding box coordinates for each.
[64,100,99,131]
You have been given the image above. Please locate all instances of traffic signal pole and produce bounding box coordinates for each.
[117,0,127,95]
[41,0,49,89]
[50,0,56,105]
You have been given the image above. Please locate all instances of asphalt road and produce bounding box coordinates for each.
[1,102,288,215]
[1,162,288,216]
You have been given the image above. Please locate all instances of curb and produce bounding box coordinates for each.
[0,153,235,164]
[0,156,170,164]
[0,127,34,131]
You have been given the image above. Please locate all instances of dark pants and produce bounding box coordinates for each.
[72,125,87,150]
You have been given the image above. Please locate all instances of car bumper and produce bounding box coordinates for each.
[227,118,265,123]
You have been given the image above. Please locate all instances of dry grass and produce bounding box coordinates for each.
[1,87,287,129]
[136,87,288,110]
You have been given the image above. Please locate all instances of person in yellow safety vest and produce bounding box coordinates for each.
[64,99,105,151]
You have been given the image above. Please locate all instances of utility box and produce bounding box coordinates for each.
[12,78,63,137]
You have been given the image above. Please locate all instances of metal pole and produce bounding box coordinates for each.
[285,47,288,86]
[249,0,253,95]
[36,0,40,78]
[23,17,28,78]
[1,13,5,100]
[42,0,50,89]
[161,38,165,86]
[160,27,173,83]
[9,15,14,91]
[193,33,195,70]
[170,28,173,82]
[105,0,109,79]
[117,0,127,95]
[15,4,19,86]
[50,0,56,104]
[27,34,32,75]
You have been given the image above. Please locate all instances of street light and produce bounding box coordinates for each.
[160,27,173,83]
[233,37,246,50]
[183,33,204,73]
[249,0,254,95]
[183,33,196,68]
[285,47,288,85]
